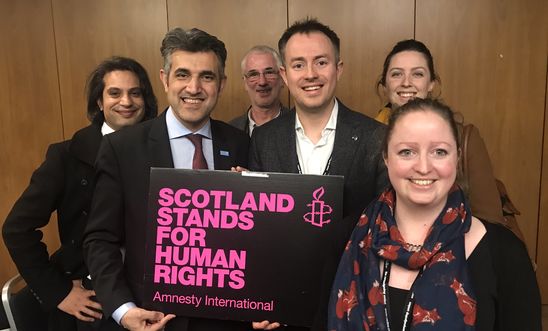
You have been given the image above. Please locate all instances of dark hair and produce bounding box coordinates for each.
[160,27,227,78]
[377,39,439,89]
[382,98,460,157]
[86,56,158,123]
[278,18,340,65]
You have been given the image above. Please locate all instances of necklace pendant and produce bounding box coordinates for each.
[404,242,423,252]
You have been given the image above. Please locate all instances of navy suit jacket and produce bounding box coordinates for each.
[83,112,249,331]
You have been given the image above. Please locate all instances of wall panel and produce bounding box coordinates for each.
[52,0,168,137]
[167,0,288,122]
[537,66,548,301]
[416,0,548,260]
[287,0,414,117]
[0,0,64,285]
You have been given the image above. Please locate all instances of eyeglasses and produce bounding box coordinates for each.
[244,69,279,83]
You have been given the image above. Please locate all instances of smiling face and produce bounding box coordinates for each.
[384,51,435,107]
[160,50,225,132]
[243,51,284,110]
[98,70,145,130]
[280,32,342,114]
[384,109,458,211]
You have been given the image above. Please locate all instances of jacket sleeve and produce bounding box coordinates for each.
[373,125,389,195]
[488,223,541,330]
[2,143,73,310]
[83,136,134,317]
[464,125,505,224]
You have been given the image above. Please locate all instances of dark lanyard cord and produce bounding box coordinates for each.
[381,260,424,331]
[296,154,333,175]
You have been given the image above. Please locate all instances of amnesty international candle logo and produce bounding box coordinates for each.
[143,169,343,326]
[303,187,333,227]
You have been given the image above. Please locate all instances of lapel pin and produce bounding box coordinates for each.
[352,135,358,141]
[220,150,230,156]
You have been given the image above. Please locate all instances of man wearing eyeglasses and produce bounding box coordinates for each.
[229,45,288,136]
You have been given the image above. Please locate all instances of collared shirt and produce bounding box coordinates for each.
[247,105,283,136]
[166,107,214,169]
[295,99,338,175]
[101,121,116,136]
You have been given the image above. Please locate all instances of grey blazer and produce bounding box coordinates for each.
[249,100,388,227]
[249,100,388,331]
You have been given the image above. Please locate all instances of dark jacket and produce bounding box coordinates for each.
[2,123,103,329]
[249,101,388,330]
[83,113,250,331]
[250,100,388,225]
[229,105,289,136]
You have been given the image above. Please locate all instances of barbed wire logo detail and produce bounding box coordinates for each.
[303,187,333,227]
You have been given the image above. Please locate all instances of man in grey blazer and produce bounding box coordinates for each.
[249,18,387,331]
[229,45,288,136]
[250,18,387,228]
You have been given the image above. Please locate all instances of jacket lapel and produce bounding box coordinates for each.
[147,112,174,168]
[278,111,299,173]
[329,102,361,176]
[69,124,103,166]
[211,119,235,170]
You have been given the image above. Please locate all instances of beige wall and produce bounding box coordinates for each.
[1,0,547,301]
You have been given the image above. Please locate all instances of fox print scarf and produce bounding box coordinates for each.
[328,185,476,330]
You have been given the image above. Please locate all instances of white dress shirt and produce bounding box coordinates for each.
[295,100,338,175]
[100,121,115,136]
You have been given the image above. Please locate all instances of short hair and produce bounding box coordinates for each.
[240,45,282,74]
[278,18,340,65]
[382,98,460,157]
[85,56,158,124]
[160,27,227,78]
[378,39,439,88]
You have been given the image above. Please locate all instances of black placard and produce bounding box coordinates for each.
[143,168,343,326]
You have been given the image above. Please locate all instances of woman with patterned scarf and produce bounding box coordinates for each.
[328,98,540,331]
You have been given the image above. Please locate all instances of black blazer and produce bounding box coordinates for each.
[83,113,249,331]
[3,123,102,311]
